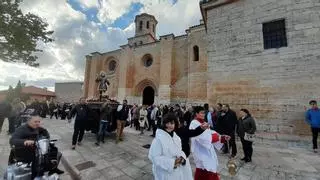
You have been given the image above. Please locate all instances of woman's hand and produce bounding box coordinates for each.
[200,122,209,130]
[174,157,183,168]
[24,140,35,146]
[223,135,231,141]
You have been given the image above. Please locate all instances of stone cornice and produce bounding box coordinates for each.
[200,0,239,30]
[127,33,157,42]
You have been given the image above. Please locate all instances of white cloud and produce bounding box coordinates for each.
[95,0,201,34]
[76,0,99,9]
[97,0,135,25]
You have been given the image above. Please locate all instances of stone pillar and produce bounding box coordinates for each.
[83,55,92,98]
[158,34,174,105]
[117,46,132,102]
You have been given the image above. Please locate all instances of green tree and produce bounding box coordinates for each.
[6,85,15,102]
[14,80,22,99]
[0,0,53,67]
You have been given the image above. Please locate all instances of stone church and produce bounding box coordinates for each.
[84,13,208,106]
[84,0,320,135]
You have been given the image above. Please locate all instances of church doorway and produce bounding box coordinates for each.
[142,86,155,105]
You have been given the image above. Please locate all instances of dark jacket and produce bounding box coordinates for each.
[237,116,256,138]
[69,104,89,126]
[10,124,50,147]
[216,109,238,135]
[175,126,204,157]
[183,111,193,128]
[174,109,184,121]
[117,105,129,121]
[0,101,12,117]
[100,103,111,121]
[10,124,50,163]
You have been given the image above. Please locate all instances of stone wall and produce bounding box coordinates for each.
[55,82,83,103]
[187,25,208,104]
[171,36,188,101]
[205,0,320,135]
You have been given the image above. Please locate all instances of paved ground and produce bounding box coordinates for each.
[0,118,320,180]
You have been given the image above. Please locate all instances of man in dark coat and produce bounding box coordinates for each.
[219,104,238,157]
[116,99,130,143]
[175,117,207,157]
[49,101,58,119]
[10,114,64,177]
[68,98,89,149]
[183,106,193,128]
[95,102,111,146]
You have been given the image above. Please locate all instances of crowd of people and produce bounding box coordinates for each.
[0,98,74,135]
[123,102,256,180]
[1,97,319,180]
[126,102,256,160]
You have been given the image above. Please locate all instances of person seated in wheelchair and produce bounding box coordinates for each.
[9,113,64,177]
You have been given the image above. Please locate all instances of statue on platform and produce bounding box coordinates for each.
[95,71,110,101]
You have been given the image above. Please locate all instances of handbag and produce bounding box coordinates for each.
[244,132,256,142]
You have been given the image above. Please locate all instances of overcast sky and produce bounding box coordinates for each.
[0,0,202,91]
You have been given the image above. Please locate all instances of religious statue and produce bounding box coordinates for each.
[95,71,110,101]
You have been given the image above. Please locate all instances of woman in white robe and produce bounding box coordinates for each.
[139,106,148,134]
[148,113,193,180]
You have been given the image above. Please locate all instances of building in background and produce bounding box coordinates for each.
[0,86,55,102]
[55,82,83,103]
[84,13,207,105]
[200,0,320,135]
[84,0,320,136]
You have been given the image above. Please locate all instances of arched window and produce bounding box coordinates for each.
[108,60,117,72]
[140,41,143,45]
[139,21,143,30]
[193,45,199,61]
[147,21,149,29]
[142,54,153,67]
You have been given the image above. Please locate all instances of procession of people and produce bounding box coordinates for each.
[1,76,319,180]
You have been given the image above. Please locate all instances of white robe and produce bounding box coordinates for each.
[189,119,223,173]
[139,109,148,128]
[148,129,193,180]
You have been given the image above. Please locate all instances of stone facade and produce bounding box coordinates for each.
[84,13,208,105]
[84,1,320,135]
[55,82,83,103]
[201,0,320,135]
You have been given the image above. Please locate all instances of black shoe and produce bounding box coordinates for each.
[240,157,247,161]
[95,142,100,146]
[49,168,64,175]
[101,140,105,144]
[150,134,155,137]
[245,158,252,163]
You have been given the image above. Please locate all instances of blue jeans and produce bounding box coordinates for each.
[97,120,108,143]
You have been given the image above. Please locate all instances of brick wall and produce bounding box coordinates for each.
[206,0,320,135]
